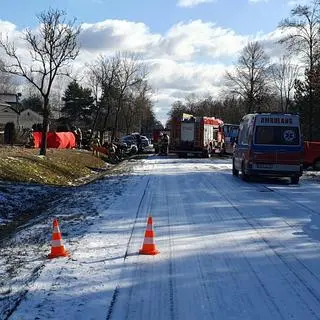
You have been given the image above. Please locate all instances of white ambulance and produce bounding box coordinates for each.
[232,112,304,184]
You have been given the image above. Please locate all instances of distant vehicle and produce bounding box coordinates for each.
[130,133,149,149]
[303,141,320,170]
[120,135,137,147]
[140,135,150,147]
[232,112,304,184]
[222,124,239,154]
[170,114,224,158]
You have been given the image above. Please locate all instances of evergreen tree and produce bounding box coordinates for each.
[21,95,43,115]
[61,80,95,127]
[294,65,320,140]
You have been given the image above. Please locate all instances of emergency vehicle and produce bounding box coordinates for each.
[222,124,239,154]
[303,141,320,170]
[232,112,304,184]
[171,114,224,157]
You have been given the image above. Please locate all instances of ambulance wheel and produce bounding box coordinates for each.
[232,159,239,176]
[291,176,300,184]
[241,162,250,181]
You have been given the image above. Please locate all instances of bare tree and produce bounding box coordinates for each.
[225,41,271,113]
[167,100,187,120]
[50,75,70,119]
[121,79,151,134]
[87,55,121,142]
[0,8,80,155]
[0,58,17,94]
[279,1,320,71]
[270,56,301,112]
[279,0,320,139]
[86,63,101,113]
[111,52,148,141]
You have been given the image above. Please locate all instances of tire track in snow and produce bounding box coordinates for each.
[105,172,153,320]
[221,173,320,285]
[165,171,220,319]
[205,173,320,319]
[198,176,287,319]
[263,185,320,216]
[106,159,174,320]
[223,170,320,217]
[180,171,281,319]
[164,180,176,320]
[123,176,151,260]
[178,175,218,319]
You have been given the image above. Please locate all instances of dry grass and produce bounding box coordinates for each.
[0,146,109,186]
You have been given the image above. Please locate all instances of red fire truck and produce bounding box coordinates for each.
[170,115,224,158]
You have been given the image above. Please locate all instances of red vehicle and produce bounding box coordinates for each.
[303,141,320,170]
[171,115,224,158]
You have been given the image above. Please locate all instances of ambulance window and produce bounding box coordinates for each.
[255,126,274,144]
[239,121,249,145]
[255,126,300,145]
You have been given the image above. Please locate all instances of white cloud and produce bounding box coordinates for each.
[287,0,308,6]
[80,20,161,53]
[0,18,292,124]
[177,0,216,8]
[158,20,248,60]
[0,20,16,33]
[0,20,24,48]
[146,58,235,123]
[147,58,229,93]
[80,19,248,62]
[0,20,32,64]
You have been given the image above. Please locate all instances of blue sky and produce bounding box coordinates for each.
[0,0,311,123]
[1,0,297,34]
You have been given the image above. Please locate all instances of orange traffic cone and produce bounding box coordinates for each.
[48,218,69,259]
[139,216,159,255]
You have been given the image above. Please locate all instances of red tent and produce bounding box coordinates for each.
[33,132,76,149]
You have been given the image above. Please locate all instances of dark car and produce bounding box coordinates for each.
[130,134,149,149]
[140,136,150,147]
[120,135,137,147]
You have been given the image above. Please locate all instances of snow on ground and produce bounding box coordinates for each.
[2,156,320,320]
[0,183,59,226]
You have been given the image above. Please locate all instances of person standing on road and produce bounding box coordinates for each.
[136,134,143,153]
[161,132,169,155]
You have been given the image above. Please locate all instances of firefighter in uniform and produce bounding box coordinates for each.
[160,132,169,155]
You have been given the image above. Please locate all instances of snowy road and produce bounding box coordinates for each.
[5,156,320,320]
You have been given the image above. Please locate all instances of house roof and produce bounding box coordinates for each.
[20,108,43,119]
[0,100,20,116]
[0,99,11,108]
[0,93,20,103]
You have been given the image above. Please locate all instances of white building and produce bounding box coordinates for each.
[0,101,43,131]
[19,109,43,130]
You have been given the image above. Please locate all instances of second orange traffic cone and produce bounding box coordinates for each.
[139,216,159,255]
[48,218,69,259]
